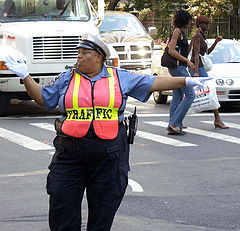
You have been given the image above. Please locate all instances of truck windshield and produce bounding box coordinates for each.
[0,0,90,22]
[99,14,147,35]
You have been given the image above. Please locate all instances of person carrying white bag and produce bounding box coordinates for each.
[187,78,220,115]
[188,15,229,129]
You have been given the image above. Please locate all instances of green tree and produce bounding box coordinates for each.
[125,0,181,41]
[186,0,229,17]
[186,0,239,38]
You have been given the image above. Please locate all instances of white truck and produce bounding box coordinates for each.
[0,0,119,116]
[99,10,157,72]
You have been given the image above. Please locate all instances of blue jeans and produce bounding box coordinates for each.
[188,66,208,77]
[168,65,195,128]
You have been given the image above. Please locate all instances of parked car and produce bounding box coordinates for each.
[151,39,240,105]
[207,39,240,104]
[99,10,157,72]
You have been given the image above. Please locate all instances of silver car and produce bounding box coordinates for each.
[151,39,240,105]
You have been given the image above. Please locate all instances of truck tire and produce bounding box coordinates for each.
[0,93,10,117]
[153,91,168,104]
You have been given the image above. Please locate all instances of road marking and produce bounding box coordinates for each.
[0,169,49,177]
[0,115,61,120]
[127,103,149,109]
[1,113,240,120]
[30,122,55,132]
[130,157,240,167]
[0,169,144,193]
[0,127,54,150]
[136,113,240,117]
[137,130,197,147]
[146,121,240,145]
[2,156,240,178]
[202,121,240,129]
[128,179,144,192]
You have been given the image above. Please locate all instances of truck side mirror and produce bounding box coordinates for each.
[98,0,104,21]
[148,27,157,36]
[94,0,104,26]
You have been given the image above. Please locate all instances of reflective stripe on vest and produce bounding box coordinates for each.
[61,67,122,139]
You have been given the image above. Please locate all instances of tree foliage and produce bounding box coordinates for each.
[125,0,239,39]
[186,0,239,38]
[187,0,230,17]
[91,0,239,39]
[106,0,121,10]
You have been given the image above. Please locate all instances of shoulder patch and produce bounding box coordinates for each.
[44,75,60,87]
[128,70,141,75]
[128,69,148,75]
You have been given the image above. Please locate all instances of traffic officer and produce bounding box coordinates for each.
[2,33,210,231]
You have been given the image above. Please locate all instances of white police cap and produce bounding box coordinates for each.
[76,33,110,59]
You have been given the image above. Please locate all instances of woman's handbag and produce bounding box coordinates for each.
[187,79,220,115]
[200,53,213,72]
[161,47,178,68]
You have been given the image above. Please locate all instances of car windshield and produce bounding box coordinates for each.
[208,41,240,64]
[99,14,147,35]
[0,0,90,22]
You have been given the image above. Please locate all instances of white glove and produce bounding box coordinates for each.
[2,55,29,79]
[185,77,213,88]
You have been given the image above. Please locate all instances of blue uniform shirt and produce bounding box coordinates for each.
[42,65,155,121]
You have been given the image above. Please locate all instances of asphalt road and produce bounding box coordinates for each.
[0,98,240,231]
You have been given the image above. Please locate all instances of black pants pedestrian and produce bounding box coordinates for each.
[46,124,129,231]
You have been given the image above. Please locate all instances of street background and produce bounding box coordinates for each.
[0,98,240,231]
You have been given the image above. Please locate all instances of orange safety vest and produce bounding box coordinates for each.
[61,67,122,139]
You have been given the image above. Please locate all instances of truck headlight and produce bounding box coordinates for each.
[0,61,8,70]
[139,49,148,57]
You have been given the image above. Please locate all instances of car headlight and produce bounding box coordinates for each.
[139,49,148,57]
[226,79,234,85]
[105,58,119,67]
[216,79,224,86]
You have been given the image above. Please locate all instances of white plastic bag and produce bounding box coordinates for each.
[187,79,220,115]
[200,53,213,72]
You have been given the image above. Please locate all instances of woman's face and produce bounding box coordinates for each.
[76,48,102,73]
[199,22,209,32]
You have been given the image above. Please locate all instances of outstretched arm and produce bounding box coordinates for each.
[150,75,211,93]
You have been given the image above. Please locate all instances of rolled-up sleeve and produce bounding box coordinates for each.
[41,71,69,111]
[117,69,155,102]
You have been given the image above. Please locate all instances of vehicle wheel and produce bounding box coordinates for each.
[0,93,10,117]
[153,91,168,104]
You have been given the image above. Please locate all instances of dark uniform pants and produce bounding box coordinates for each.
[46,124,130,231]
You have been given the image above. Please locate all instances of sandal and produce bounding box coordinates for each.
[167,126,186,136]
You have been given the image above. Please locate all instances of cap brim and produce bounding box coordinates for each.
[76,44,94,50]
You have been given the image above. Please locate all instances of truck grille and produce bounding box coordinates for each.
[229,90,240,99]
[32,36,81,60]
[112,44,152,69]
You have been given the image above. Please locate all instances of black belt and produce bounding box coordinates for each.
[55,119,124,139]
[56,128,96,139]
